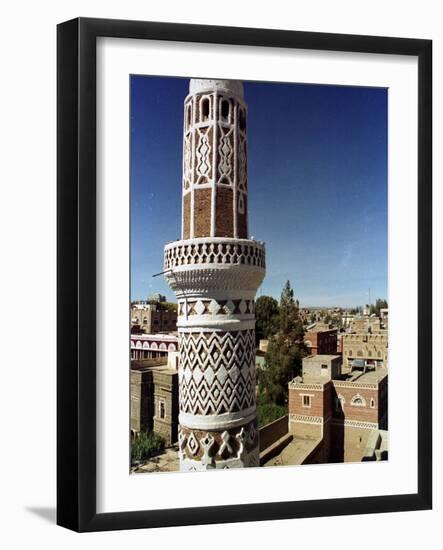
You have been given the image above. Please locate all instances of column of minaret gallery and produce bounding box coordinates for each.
[164,79,266,470]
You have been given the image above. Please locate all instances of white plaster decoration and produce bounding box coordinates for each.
[289,414,324,425]
[164,238,265,270]
[164,79,264,469]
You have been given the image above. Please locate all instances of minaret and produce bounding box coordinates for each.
[164,79,266,470]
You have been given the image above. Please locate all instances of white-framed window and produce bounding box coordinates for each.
[370,397,376,408]
[302,394,312,408]
[350,394,367,407]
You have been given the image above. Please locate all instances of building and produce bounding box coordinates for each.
[302,354,342,380]
[351,315,382,333]
[130,358,179,446]
[131,302,177,334]
[341,331,388,370]
[163,78,266,470]
[288,354,388,462]
[341,312,355,329]
[130,333,178,361]
[304,323,338,355]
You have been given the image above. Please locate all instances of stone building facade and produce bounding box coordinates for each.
[130,333,178,361]
[341,331,388,370]
[164,79,265,471]
[130,359,179,446]
[131,302,177,334]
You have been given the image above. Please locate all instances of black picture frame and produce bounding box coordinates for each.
[57,17,432,532]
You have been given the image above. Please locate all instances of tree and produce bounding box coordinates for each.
[369,298,388,316]
[255,296,279,343]
[256,281,307,407]
[258,335,304,406]
[279,280,304,342]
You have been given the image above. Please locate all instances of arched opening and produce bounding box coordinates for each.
[201,97,210,121]
[221,99,230,120]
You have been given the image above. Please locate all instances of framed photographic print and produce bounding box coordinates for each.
[57,17,432,532]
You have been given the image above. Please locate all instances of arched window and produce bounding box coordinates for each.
[370,398,375,408]
[350,394,366,407]
[348,349,353,356]
[220,99,230,120]
[186,104,192,128]
[368,350,372,357]
[357,350,363,357]
[238,194,245,214]
[201,97,210,120]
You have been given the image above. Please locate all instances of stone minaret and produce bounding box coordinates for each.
[164,79,266,470]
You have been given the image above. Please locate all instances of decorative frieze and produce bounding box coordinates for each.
[164,238,265,271]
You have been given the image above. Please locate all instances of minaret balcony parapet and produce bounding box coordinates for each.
[164,237,265,271]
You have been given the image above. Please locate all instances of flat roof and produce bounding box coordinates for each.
[304,354,341,361]
[305,325,337,333]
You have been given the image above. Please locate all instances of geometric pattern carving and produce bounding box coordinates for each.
[164,239,265,270]
[177,298,255,317]
[178,420,258,463]
[238,132,247,193]
[289,414,323,424]
[217,126,234,184]
[179,329,256,415]
[195,127,212,184]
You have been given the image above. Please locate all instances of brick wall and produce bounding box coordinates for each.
[332,382,379,424]
[215,186,234,237]
[288,382,330,418]
[194,188,212,237]
[183,193,191,239]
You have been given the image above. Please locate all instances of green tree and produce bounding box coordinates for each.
[259,335,304,406]
[369,298,388,316]
[255,296,279,343]
[279,280,304,342]
[131,432,165,464]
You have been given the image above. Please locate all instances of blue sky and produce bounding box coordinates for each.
[131,76,387,307]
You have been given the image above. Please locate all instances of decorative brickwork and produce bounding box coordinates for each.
[164,79,265,470]
[182,192,191,240]
[193,188,212,237]
[181,79,248,240]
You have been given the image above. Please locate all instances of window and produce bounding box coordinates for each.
[348,349,353,356]
[238,194,245,214]
[201,97,210,120]
[221,99,230,119]
[350,394,366,407]
[159,400,165,419]
[321,364,328,376]
[302,395,311,408]
[370,398,375,408]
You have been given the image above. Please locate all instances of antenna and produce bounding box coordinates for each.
[152,269,173,278]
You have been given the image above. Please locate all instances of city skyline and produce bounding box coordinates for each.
[131,76,388,307]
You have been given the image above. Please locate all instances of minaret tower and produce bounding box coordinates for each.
[164,79,266,470]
